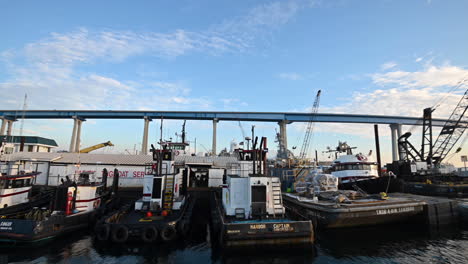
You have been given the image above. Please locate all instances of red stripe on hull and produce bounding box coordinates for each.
[0,189,30,198]
[75,196,102,203]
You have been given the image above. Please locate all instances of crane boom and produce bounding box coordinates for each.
[431,88,468,165]
[298,90,321,160]
[79,141,114,153]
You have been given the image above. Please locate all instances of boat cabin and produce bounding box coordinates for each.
[330,154,379,183]
[0,173,37,208]
[222,139,285,219]
[52,172,106,215]
[135,147,185,212]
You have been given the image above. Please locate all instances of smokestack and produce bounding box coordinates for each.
[374,124,382,177]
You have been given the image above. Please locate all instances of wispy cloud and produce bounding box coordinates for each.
[371,64,468,90]
[278,72,304,81]
[0,0,317,112]
[380,61,397,71]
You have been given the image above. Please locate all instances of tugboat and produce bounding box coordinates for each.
[94,138,194,243]
[0,169,114,244]
[211,136,314,247]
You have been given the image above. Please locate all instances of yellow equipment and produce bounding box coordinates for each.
[79,141,114,153]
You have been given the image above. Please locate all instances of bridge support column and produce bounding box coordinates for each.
[212,119,218,156]
[142,117,152,154]
[69,119,78,152]
[0,119,7,135]
[6,120,14,136]
[69,117,85,153]
[278,120,288,151]
[74,120,83,152]
[390,124,401,161]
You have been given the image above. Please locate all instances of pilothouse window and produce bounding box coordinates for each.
[12,179,24,188]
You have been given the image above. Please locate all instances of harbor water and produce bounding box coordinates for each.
[1,199,467,264]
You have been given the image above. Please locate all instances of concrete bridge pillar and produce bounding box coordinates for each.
[6,120,14,136]
[0,119,7,135]
[69,117,85,152]
[390,123,402,161]
[74,120,83,152]
[141,117,152,154]
[278,120,289,151]
[212,119,218,156]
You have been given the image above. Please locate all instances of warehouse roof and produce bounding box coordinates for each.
[0,152,238,167]
[0,136,58,147]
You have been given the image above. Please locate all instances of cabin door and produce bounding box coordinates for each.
[251,185,267,216]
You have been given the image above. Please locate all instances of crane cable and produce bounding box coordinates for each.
[407,75,468,134]
[444,133,467,162]
[432,75,468,111]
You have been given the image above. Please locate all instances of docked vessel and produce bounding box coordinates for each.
[94,140,194,243]
[211,137,314,247]
[283,172,426,229]
[0,170,114,244]
[326,142,379,183]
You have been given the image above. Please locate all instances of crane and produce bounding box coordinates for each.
[398,86,468,167]
[431,88,468,165]
[19,94,27,137]
[79,141,114,153]
[298,90,322,160]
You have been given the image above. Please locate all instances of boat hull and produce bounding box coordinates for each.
[283,193,425,229]
[210,190,314,247]
[0,211,94,244]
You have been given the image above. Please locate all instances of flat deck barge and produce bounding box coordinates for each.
[283,192,427,228]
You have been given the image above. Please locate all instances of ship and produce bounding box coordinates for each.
[210,137,314,247]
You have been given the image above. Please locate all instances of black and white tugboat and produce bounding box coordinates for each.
[211,136,314,247]
[94,139,194,243]
[283,171,426,229]
[0,170,114,244]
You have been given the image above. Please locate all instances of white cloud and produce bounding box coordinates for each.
[220,98,249,110]
[278,72,303,81]
[371,65,468,89]
[380,61,397,71]
[0,0,317,113]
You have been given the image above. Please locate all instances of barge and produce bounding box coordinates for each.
[283,173,426,229]
[95,140,194,243]
[0,170,115,244]
[211,137,314,247]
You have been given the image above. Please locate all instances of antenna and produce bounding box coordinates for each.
[19,93,27,137]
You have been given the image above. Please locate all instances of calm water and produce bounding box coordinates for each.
[1,199,467,264]
[1,225,467,264]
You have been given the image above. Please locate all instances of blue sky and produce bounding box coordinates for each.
[1,0,467,166]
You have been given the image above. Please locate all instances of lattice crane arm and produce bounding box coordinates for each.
[298,90,321,160]
[431,88,468,165]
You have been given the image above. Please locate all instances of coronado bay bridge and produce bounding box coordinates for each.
[0,110,452,161]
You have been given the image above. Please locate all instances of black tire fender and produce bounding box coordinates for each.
[177,221,190,236]
[160,225,177,241]
[141,226,159,243]
[111,225,129,243]
[96,224,111,241]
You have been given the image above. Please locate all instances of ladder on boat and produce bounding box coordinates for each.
[272,177,285,216]
[163,175,175,212]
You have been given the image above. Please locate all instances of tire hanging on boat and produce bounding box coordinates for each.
[177,220,190,236]
[141,226,159,243]
[96,224,110,241]
[160,225,177,241]
[111,225,129,243]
